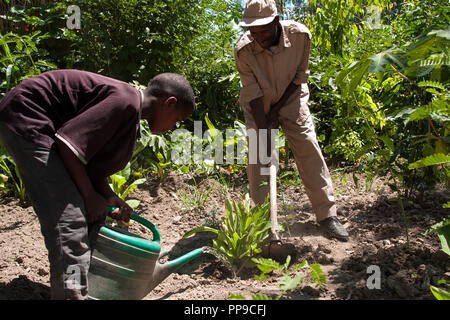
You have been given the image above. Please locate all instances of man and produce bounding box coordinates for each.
[234,0,349,242]
[0,69,195,299]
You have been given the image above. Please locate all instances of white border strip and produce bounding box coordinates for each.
[55,133,88,165]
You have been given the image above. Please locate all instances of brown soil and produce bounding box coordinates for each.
[0,167,448,300]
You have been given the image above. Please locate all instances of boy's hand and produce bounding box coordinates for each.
[106,197,133,222]
[84,192,109,223]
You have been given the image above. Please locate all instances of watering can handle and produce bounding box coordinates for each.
[107,206,161,243]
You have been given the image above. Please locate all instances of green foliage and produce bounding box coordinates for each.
[430,284,450,300]
[335,25,449,197]
[408,154,450,170]
[253,256,326,290]
[108,162,146,210]
[0,31,56,96]
[423,215,450,256]
[301,1,449,200]
[423,216,450,300]
[229,256,326,300]
[183,196,272,271]
[304,0,389,56]
[0,1,71,97]
[0,173,7,192]
[135,114,248,177]
[59,0,216,82]
[0,145,26,202]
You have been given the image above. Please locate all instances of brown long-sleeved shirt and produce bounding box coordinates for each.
[234,20,312,114]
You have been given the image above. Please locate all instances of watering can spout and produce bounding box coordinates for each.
[149,247,205,292]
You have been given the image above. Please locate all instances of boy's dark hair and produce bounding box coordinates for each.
[147,73,195,110]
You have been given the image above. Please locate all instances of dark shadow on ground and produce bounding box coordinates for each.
[0,275,50,300]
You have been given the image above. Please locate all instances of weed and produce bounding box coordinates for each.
[229,256,327,300]
[177,176,211,210]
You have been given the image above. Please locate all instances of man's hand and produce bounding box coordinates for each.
[267,105,280,129]
[249,97,269,129]
[268,82,301,130]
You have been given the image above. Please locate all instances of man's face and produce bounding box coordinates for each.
[149,97,193,134]
[248,17,280,50]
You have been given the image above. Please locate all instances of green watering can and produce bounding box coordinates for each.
[87,208,204,300]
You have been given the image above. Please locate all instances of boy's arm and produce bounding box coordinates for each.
[91,178,132,221]
[91,178,116,201]
[55,139,109,222]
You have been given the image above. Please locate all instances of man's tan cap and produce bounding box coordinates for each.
[240,0,278,27]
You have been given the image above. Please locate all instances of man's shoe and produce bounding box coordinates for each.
[319,217,349,241]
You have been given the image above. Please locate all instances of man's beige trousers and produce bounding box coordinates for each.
[242,85,337,222]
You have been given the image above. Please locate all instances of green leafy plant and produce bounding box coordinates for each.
[423,215,450,300]
[108,162,146,210]
[429,281,450,300]
[336,26,449,198]
[0,31,57,96]
[305,0,389,56]
[229,256,327,300]
[347,32,450,247]
[0,173,7,194]
[0,148,26,202]
[423,215,450,256]
[183,196,272,272]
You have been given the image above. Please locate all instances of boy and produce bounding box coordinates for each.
[0,69,195,299]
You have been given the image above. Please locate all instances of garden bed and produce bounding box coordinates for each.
[0,169,448,300]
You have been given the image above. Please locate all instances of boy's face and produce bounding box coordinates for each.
[149,97,193,134]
